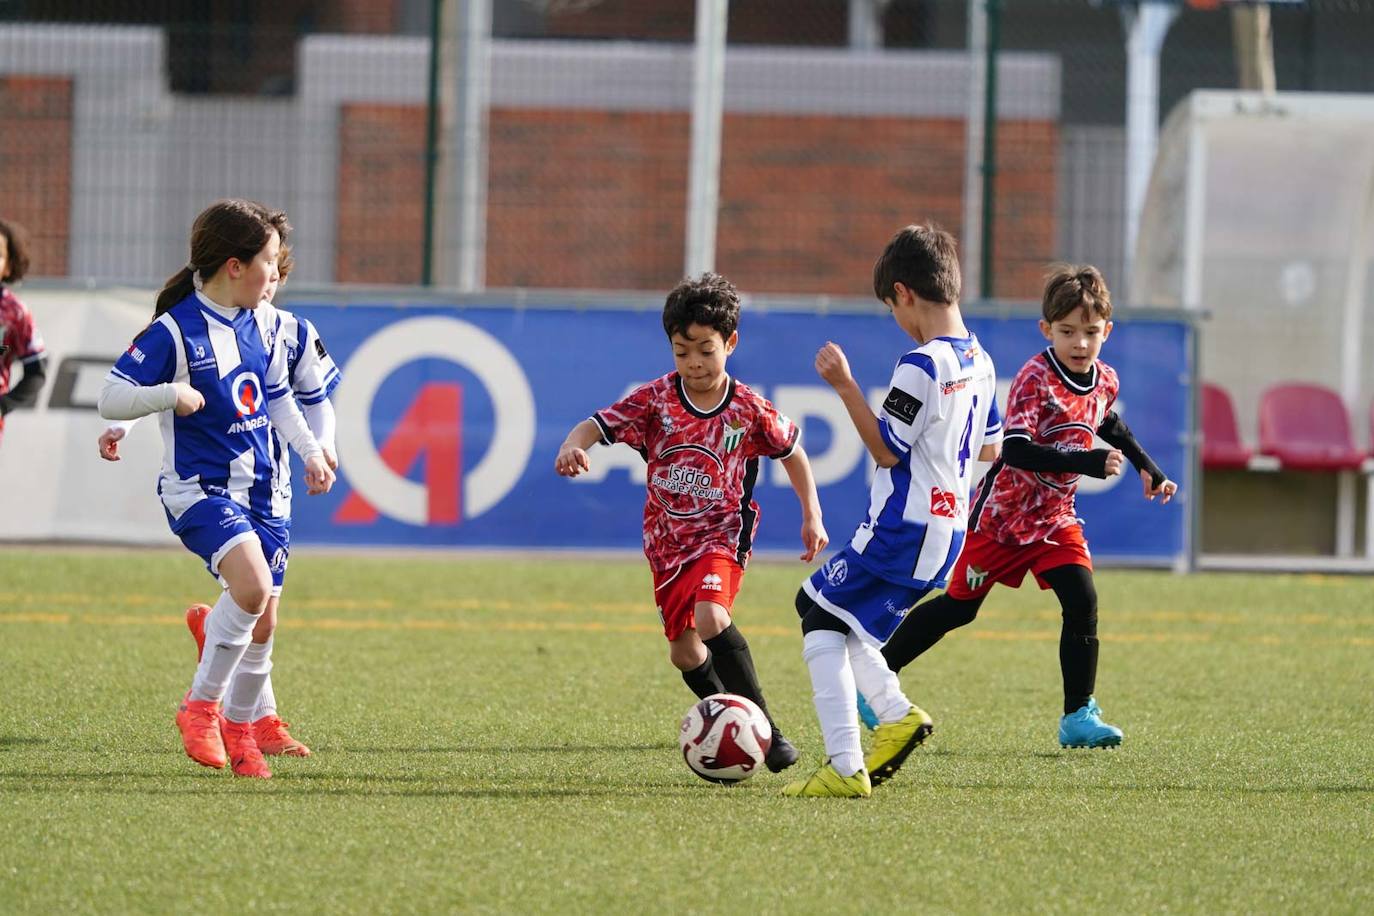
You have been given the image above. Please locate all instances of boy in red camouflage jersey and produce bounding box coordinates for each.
[556,272,829,774]
[881,265,1177,748]
[0,217,48,444]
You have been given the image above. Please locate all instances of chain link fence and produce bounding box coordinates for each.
[1,0,1372,300]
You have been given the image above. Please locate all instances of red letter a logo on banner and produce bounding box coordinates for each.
[335,383,462,525]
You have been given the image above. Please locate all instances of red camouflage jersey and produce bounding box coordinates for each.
[0,285,46,437]
[593,372,800,574]
[969,349,1119,545]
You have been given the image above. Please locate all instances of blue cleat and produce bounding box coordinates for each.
[856,693,880,730]
[1059,697,1123,748]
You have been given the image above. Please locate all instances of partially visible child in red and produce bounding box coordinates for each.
[556,272,828,775]
[881,264,1177,749]
[0,217,48,443]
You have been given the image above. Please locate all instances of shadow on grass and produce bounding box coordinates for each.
[0,736,48,750]
[334,742,675,754]
[0,771,715,799]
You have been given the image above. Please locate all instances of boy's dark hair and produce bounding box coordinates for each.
[1042,264,1113,323]
[154,198,290,319]
[873,223,961,306]
[662,272,741,340]
[0,216,33,283]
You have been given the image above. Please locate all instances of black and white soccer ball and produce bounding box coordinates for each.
[679,693,772,784]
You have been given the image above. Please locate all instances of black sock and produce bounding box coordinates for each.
[1059,633,1098,714]
[702,625,776,730]
[1040,565,1100,715]
[881,593,983,673]
[681,654,724,700]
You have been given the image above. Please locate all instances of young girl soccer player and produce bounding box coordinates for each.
[97,242,340,762]
[881,265,1177,749]
[98,199,335,778]
[0,216,49,446]
[555,272,829,775]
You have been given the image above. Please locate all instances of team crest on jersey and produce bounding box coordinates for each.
[721,418,746,453]
[966,566,988,590]
[658,410,675,433]
[823,556,848,587]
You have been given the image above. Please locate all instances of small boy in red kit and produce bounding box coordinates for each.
[881,265,1177,748]
[556,272,829,774]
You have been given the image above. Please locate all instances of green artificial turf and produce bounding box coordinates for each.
[1,548,1371,913]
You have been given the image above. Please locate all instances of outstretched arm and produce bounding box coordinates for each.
[780,447,828,562]
[1097,411,1175,502]
[0,355,46,415]
[1002,435,1123,479]
[555,418,603,477]
[815,342,899,469]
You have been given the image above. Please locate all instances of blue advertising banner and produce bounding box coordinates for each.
[282,300,1191,566]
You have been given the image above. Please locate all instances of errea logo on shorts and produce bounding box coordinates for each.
[701,573,723,591]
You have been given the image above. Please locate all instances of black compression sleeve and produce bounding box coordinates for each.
[0,356,47,415]
[1002,435,1112,478]
[1097,411,1166,487]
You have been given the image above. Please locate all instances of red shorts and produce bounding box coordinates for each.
[652,554,744,642]
[946,526,1092,601]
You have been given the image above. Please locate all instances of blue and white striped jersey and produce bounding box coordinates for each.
[108,292,295,520]
[268,309,341,506]
[849,333,1002,589]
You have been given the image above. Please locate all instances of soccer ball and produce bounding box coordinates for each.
[679,693,772,784]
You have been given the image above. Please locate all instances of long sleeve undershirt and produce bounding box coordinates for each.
[1001,410,1165,486]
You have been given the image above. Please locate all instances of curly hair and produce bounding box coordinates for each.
[0,216,33,283]
[1042,264,1112,323]
[662,272,742,340]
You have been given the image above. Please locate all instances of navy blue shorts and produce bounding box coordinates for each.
[167,497,291,596]
[802,546,932,646]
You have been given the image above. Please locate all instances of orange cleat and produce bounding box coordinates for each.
[186,604,211,662]
[253,715,312,757]
[220,718,272,778]
[175,692,226,769]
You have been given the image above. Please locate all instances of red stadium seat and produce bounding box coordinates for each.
[1257,383,1364,471]
[1200,383,1252,470]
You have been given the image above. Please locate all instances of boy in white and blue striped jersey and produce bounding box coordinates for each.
[785,223,1002,798]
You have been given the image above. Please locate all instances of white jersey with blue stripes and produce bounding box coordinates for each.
[108,292,295,520]
[268,310,341,506]
[849,332,1002,589]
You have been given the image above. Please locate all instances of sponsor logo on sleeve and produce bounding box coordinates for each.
[315,338,328,359]
[929,488,959,518]
[883,387,921,425]
[127,345,146,364]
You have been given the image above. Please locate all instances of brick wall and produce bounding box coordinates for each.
[336,104,1057,298]
[0,76,72,277]
[336,103,427,284]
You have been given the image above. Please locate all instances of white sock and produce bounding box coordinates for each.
[224,638,273,724]
[252,675,278,722]
[189,592,258,703]
[847,633,912,724]
[802,629,863,777]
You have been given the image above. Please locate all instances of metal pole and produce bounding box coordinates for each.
[453,0,492,292]
[685,0,728,277]
[422,0,443,286]
[1122,0,1179,296]
[978,0,1001,300]
[962,0,987,299]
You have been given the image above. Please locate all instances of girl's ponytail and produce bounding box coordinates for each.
[153,265,197,319]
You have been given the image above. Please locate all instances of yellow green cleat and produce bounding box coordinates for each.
[781,759,872,798]
[864,705,934,787]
